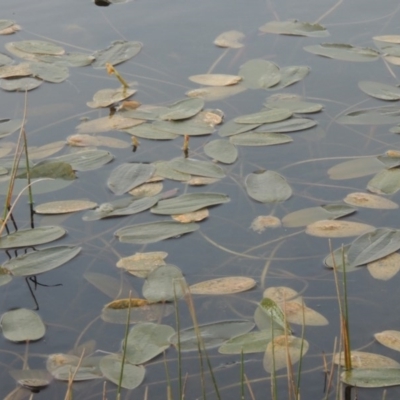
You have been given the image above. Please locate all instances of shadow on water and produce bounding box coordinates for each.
[2,0,400,399]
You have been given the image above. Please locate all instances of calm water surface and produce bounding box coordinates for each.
[1,0,400,399]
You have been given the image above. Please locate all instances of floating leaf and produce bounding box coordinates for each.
[283,204,356,228]
[169,320,255,352]
[115,221,199,244]
[186,85,247,101]
[341,368,400,388]
[53,149,114,171]
[324,244,356,272]
[151,193,229,215]
[29,62,69,83]
[0,268,12,286]
[125,322,175,364]
[129,182,163,198]
[245,170,292,203]
[189,74,241,86]
[219,330,280,354]
[36,52,95,67]
[0,226,66,249]
[337,105,400,125]
[107,163,155,195]
[0,53,13,66]
[188,177,219,186]
[124,123,178,140]
[1,309,45,342]
[168,158,225,179]
[254,298,292,333]
[11,40,64,55]
[3,246,81,276]
[159,98,204,121]
[255,118,317,133]
[35,200,97,214]
[150,118,215,136]
[263,287,299,303]
[304,43,380,62]
[92,40,142,68]
[1,77,43,91]
[0,20,19,35]
[154,161,191,181]
[367,253,400,280]
[9,369,51,391]
[214,30,245,48]
[263,336,309,373]
[367,169,400,195]
[347,228,400,267]
[172,209,209,223]
[0,63,31,78]
[334,351,400,368]
[142,265,186,302]
[239,59,281,89]
[358,81,400,101]
[100,355,145,389]
[0,177,73,195]
[250,215,281,232]
[344,192,397,209]
[189,277,256,295]
[328,157,385,180]
[0,118,23,138]
[234,108,292,124]
[306,220,374,238]
[218,120,261,137]
[259,20,328,37]
[76,114,145,134]
[18,161,76,180]
[67,134,130,149]
[28,141,65,160]
[116,251,168,278]
[82,196,158,221]
[375,330,400,352]
[204,139,238,164]
[265,98,323,113]
[269,66,310,89]
[87,87,136,108]
[230,132,292,146]
[279,301,328,326]
[374,35,400,44]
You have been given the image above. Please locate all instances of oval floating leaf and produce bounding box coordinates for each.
[256,118,317,133]
[87,87,136,108]
[375,330,400,352]
[12,40,64,55]
[3,246,81,276]
[358,81,400,101]
[230,132,292,146]
[204,139,238,164]
[304,43,380,62]
[250,215,281,232]
[269,66,310,89]
[29,62,69,83]
[328,157,384,180]
[92,40,142,68]
[116,251,167,278]
[344,192,398,209]
[245,170,292,203]
[115,221,199,244]
[367,169,400,195]
[368,253,400,280]
[239,59,281,89]
[189,74,241,86]
[306,220,374,238]
[214,30,245,48]
[334,351,400,369]
[338,105,400,125]
[218,120,261,137]
[219,330,279,354]
[1,308,45,342]
[259,20,328,37]
[0,226,66,249]
[254,298,292,333]
[159,98,204,121]
[34,200,97,214]
[107,163,155,195]
[168,158,225,179]
[266,99,323,114]
[189,277,256,295]
[234,108,292,124]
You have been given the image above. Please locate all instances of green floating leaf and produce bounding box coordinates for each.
[375,330,400,352]
[245,170,292,203]
[239,59,281,89]
[124,124,178,140]
[83,196,158,221]
[36,52,95,67]
[337,105,400,125]
[151,193,229,215]
[230,132,292,146]
[151,119,216,136]
[107,163,155,195]
[259,20,329,37]
[214,30,245,48]
[1,77,43,92]
[0,118,23,138]
[0,177,73,195]
[53,149,113,171]
[29,62,69,83]
[125,322,175,364]
[367,169,400,195]
[0,226,66,249]
[100,355,145,389]
[341,368,400,388]
[328,157,385,180]
[189,74,241,86]
[304,43,380,62]
[282,204,356,228]
[347,228,400,267]
[1,308,45,342]
[186,85,247,101]
[142,265,186,302]
[159,98,204,121]
[218,120,261,137]
[115,221,199,244]
[116,251,168,278]
[265,99,323,114]
[154,161,191,181]
[234,108,292,124]
[324,244,355,272]
[255,118,317,133]
[334,350,400,369]
[306,220,374,238]
[358,81,400,101]
[84,271,136,299]
[87,87,136,108]
[219,330,281,354]
[268,66,310,89]
[0,53,13,66]
[169,158,225,179]
[11,40,65,56]
[3,246,81,276]
[254,298,292,333]
[169,320,255,352]
[204,139,238,164]
[35,200,97,215]
[92,40,142,68]
[18,161,76,180]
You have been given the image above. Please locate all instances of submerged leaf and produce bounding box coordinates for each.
[87,87,135,108]
[1,77,42,91]
[334,351,400,369]
[367,169,400,195]
[341,368,400,388]
[116,251,168,278]
[337,105,400,125]
[168,158,225,179]
[230,132,292,146]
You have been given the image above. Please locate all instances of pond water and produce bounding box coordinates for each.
[2,0,400,399]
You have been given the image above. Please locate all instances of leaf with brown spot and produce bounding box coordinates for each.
[367,253,400,280]
[375,330,400,351]
[189,277,256,295]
